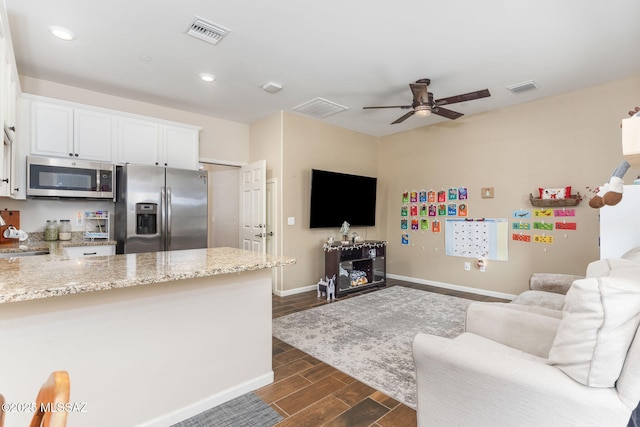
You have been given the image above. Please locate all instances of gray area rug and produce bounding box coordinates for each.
[272,286,471,408]
[171,392,283,427]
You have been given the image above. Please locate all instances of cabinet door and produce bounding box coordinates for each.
[65,245,115,258]
[30,101,74,158]
[162,125,199,170]
[74,108,112,161]
[115,117,160,166]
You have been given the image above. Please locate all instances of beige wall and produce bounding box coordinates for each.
[379,74,640,296]
[280,112,380,291]
[19,76,250,164]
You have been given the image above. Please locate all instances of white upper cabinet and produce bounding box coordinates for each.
[161,125,199,170]
[30,101,113,162]
[24,95,201,170]
[115,116,160,166]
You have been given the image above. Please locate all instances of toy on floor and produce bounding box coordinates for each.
[317,274,336,301]
[589,107,639,209]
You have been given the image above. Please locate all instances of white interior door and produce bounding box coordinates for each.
[266,179,279,292]
[240,159,266,252]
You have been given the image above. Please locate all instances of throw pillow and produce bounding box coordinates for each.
[548,276,640,387]
[585,258,640,278]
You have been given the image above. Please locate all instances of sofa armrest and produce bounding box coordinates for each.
[465,301,561,358]
[529,273,584,294]
[412,333,631,427]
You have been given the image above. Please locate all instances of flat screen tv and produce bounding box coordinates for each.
[309,169,377,228]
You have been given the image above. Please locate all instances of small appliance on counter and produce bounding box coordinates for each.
[0,210,21,244]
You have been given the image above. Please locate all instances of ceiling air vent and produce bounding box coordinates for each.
[292,97,349,119]
[186,16,230,45]
[507,79,540,93]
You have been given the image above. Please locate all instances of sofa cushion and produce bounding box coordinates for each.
[585,258,639,278]
[621,246,640,264]
[548,276,640,387]
[512,290,566,311]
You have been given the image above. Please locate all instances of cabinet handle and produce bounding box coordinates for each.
[69,153,73,157]
[8,126,14,132]
[1,178,8,183]
[13,188,19,192]
[155,162,159,165]
[74,153,79,157]
[83,252,98,256]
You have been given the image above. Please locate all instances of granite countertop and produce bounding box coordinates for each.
[0,237,117,254]
[0,247,296,304]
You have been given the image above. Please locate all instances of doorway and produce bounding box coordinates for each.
[202,163,240,248]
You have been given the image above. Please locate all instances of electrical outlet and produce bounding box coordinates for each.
[464,262,471,271]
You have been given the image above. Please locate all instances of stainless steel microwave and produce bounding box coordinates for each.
[27,155,115,199]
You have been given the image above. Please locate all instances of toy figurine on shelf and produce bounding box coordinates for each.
[340,221,350,244]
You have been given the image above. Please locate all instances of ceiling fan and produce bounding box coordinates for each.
[363,78,491,124]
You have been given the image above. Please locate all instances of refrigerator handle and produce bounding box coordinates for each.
[161,186,167,250]
[167,187,172,249]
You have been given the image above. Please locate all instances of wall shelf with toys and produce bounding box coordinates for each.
[529,193,581,207]
[323,240,386,297]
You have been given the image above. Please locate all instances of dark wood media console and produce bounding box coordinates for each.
[323,240,386,297]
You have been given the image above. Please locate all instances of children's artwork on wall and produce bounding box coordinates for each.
[445,218,509,261]
[534,235,554,244]
[458,187,468,200]
[410,191,418,203]
[512,209,531,219]
[534,209,553,217]
[428,204,437,216]
[512,233,531,242]
[402,233,410,245]
[432,219,441,233]
[438,204,447,216]
[420,204,428,216]
[447,204,457,216]
[428,190,436,203]
[554,208,576,217]
[533,222,554,230]
[458,203,468,217]
[401,218,408,229]
[410,205,418,216]
[556,222,577,230]
[419,190,427,203]
[437,190,446,202]
[402,191,409,203]
[512,222,531,230]
[411,218,419,230]
[448,188,458,200]
[421,218,429,230]
[401,205,408,216]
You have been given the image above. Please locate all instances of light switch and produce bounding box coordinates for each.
[287,217,295,226]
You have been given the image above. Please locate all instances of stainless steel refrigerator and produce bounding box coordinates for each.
[114,164,208,254]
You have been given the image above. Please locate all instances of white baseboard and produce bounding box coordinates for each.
[386,273,516,300]
[137,372,274,427]
[275,277,515,300]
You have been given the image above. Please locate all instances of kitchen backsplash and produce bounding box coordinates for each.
[0,198,113,233]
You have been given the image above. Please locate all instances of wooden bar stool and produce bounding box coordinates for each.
[29,371,70,427]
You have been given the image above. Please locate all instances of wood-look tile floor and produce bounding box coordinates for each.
[256,279,508,427]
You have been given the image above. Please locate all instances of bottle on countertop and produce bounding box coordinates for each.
[59,219,72,241]
[44,220,58,241]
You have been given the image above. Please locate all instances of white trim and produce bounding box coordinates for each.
[386,273,516,300]
[273,283,317,297]
[199,157,247,167]
[137,372,274,427]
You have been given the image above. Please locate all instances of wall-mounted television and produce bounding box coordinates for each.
[309,169,377,229]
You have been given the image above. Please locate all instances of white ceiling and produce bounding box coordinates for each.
[6,0,640,137]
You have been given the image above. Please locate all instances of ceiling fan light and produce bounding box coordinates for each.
[414,106,431,117]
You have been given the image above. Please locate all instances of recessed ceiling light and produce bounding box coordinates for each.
[262,82,283,94]
[199,73,216,82]
[48,26,76,41]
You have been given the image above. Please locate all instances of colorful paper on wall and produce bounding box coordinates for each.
[512,209,531,219]
[432,219,441,233]
[554,209,575,217]
[458,203,468,217]
[534,209,553,217]
[556,222,577,230]
[448,188,458,200]
[402,233,410,245]
[401,218,408,229]
[419,190,427,203]
[402,191,409,203]
[410,191,418,203]
[428,190,436,203]
[410,205,418,216]
[534,235,554,244]
[447,204,457,216]
[512,222,531,230]
[428,205,437,216]
[421,218,429,230]
[438,204,447,216]
[533,222,554,230]
[458,187,468,200]
[437,190,446,202]
[411,218,419,230]
[420,204,428,216]
[513,233,531,242]
[401,205,408,216]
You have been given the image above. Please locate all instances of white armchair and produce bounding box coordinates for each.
[413,255,640,427]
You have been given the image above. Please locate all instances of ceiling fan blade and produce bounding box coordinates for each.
[432,107,464,120]
[391,110,415,124]
[363,105,412,110]
[435,89,491,106]
[409,83,428,102]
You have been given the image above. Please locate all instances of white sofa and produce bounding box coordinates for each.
[413,247,640,427]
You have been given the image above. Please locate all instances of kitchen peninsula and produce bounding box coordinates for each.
[0,247,295,427]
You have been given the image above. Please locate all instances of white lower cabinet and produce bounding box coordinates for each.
[65,245,115,258]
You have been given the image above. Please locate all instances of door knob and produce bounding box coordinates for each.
[267,231,274,236]
[254,233,265,238]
